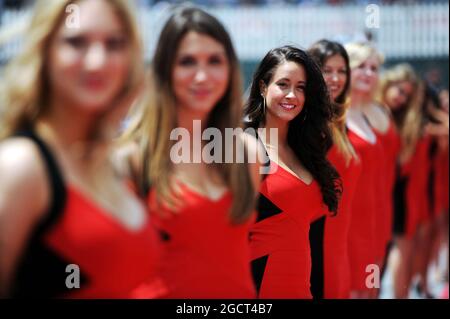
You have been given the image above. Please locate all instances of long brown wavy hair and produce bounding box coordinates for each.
[122,7,255,224]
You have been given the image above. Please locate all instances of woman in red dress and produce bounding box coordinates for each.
[410,84,445,298]
[426,89,449,286]
[244,46,342,299]
[308,40,361,299]
[0,0,163,298]
[344,42,385,298]
[122,7,262,298]
[379,63,423,298]
[373,66,406,283]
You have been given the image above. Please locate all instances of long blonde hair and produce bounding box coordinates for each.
[122,7,255,224]
[0,0,143,140]
[377,63,424,162]
[330,100,357,164]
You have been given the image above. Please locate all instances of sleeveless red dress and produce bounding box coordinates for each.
[398,136,432,238]
[429,140,449,218]
[46,187,165,299]
[11,131,164,299]
[249,162,327,299]
[347,128,381,291]
[147,185,256,299]
[373,120,401,259]
[325,142,362,298]
[434,148,449,216]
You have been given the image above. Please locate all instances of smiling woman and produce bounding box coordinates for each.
[172,31,230,116]
[308,39,359,299]
[0,0,163,298]
[122,6,263,298]
[244,45,341,299]
[344,42,387,299]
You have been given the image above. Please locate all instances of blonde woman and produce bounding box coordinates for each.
[378,64,427,298]
[122,7,262,298]
[0,0,163,298]
[344,42,385,298]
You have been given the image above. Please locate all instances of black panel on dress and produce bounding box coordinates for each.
[256,193,283,222]
[309,215,325,300]
[251,255,269,296]
[393,167,409,235]
[10,131,90,298]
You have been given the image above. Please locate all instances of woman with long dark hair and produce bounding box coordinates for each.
[308,39,360,299]
[244,45,341,299]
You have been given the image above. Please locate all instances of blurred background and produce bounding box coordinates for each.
[0,0,449,299]
[1,0,449,90]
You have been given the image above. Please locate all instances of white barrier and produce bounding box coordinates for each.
[1,3,448,62]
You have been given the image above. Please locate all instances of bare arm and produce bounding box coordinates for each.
[241,132,267,195]
[0,139,49,297]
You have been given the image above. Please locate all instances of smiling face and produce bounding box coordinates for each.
[384,80,414,111]
[323,54,348,102]
[47,0,131,114]
[262,61,306,124]
[351,53,380,95]
[172,31,230,118]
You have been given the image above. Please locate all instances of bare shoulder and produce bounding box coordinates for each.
[111,141,142,179]
[240,131,267,191]
[0,137,48,184]
[374,102,391,119]
[240,130,267,160]
[0,137,49,219]
[0,138,51,295]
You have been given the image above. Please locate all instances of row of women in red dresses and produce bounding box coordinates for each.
[2,2,447,299]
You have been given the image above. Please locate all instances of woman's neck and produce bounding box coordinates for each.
[262,113,289,150]
[350,91,373,111]
[176,107,209,135]
[35,98,108,164]
[175,107,211,161]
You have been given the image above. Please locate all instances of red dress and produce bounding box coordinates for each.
[347,128,381,291]
[45,188,165,299]
[431,142,449,217]
[148,185,256,299]
[435,148,450,215]
[373,120,401,259]
[325,143,362,298]
[397,136,432,238]
[249,162,327,299]
[442,149,449,213]
[444,150,449,213]
[11,131,163,299]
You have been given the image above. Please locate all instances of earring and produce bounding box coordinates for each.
[302,108,308,122]
[261,94,266,115]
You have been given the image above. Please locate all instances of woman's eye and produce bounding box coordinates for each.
[277,82,287,88]
[64,36,87,48]
[209,56,223,65]
[178,56,196,66]
[106,37,127,51]
[297,85,306,91]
